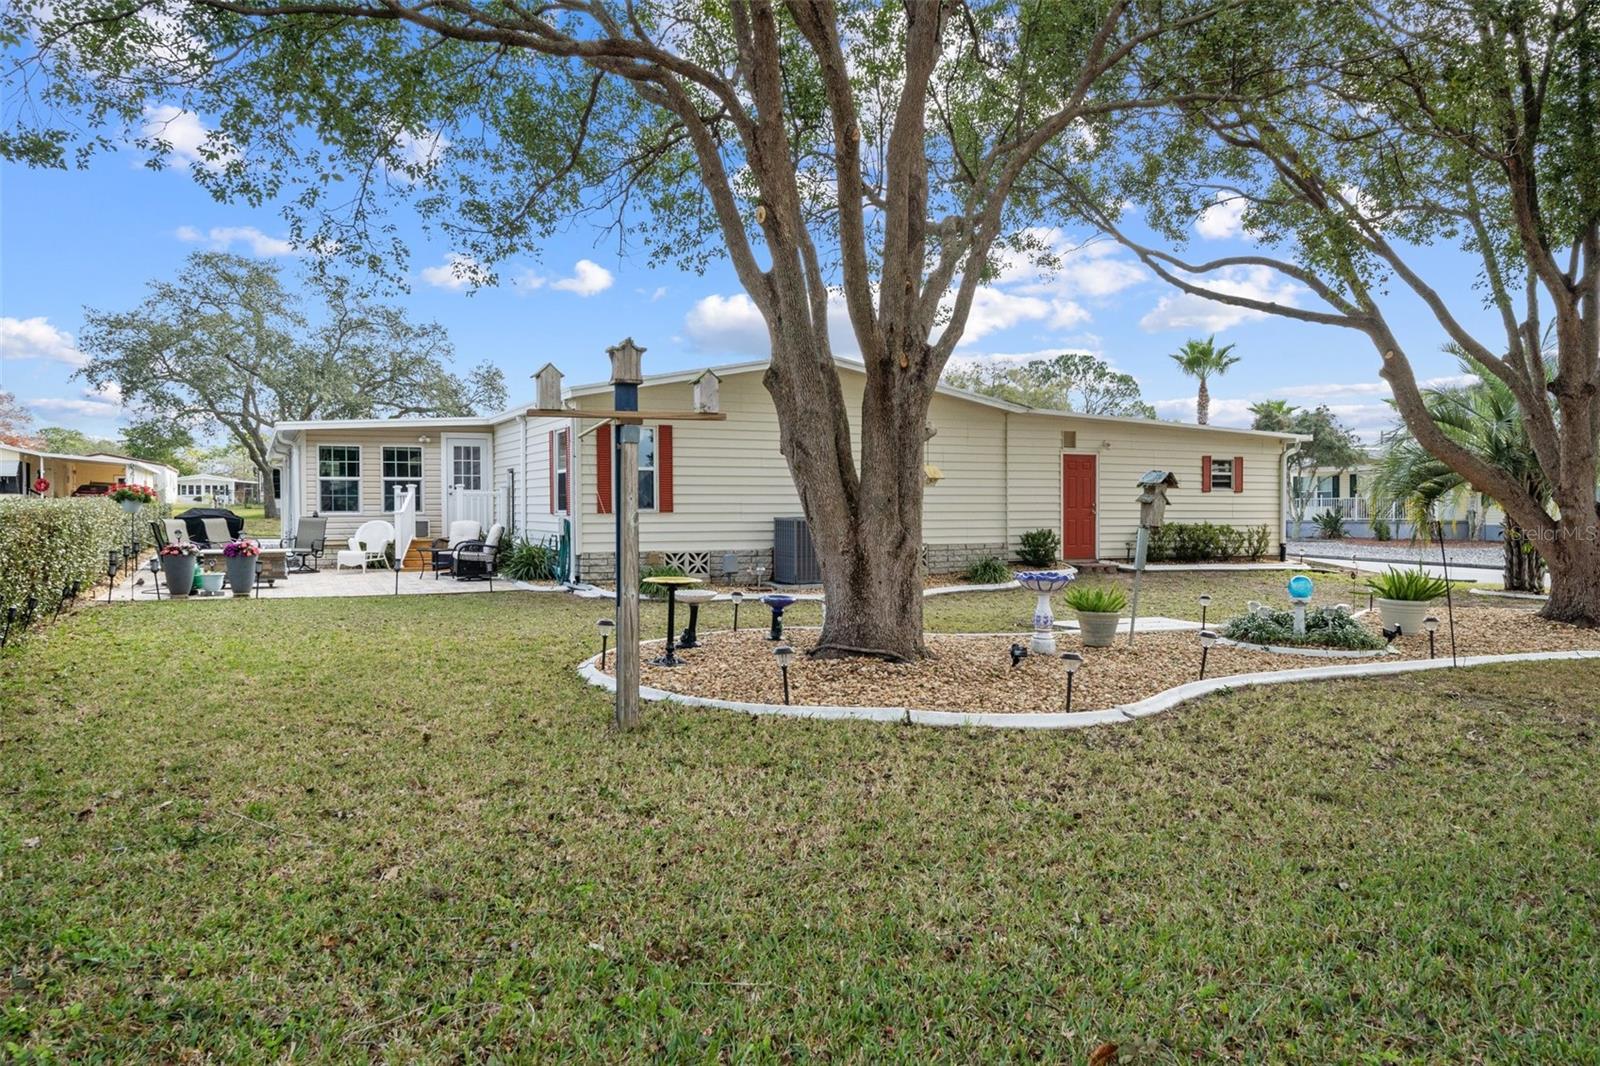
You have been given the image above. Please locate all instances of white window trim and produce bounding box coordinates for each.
[381,444,424,512]
[554,428,570,515]
[317,443,363,514]
[1210,457,1235,491]
[637,425,659,513]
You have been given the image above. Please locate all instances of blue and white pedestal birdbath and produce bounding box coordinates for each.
[1287,574,1314,636]
[1013,569,1078,654]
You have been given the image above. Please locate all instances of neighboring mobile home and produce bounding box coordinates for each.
[0,445,177,502]
[267,357,1304,581]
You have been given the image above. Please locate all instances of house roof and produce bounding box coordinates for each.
[0,444,175,470]
[266,353,1307,444]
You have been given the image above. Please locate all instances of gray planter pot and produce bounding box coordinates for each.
[225,554,258,597]
[161,554,197,598]
[1076,610,1122,647]
[1376,598,1432,636]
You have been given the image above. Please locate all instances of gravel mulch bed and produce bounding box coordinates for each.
[605,605,1600,713]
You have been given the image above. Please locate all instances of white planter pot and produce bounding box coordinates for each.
[1376,598,1432,635]
[1076,610,1121,647]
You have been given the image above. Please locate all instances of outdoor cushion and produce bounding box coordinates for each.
[201,518,233,545]
[446,520,481,548]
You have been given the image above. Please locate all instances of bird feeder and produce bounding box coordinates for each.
[1128,470,1180,645]
[693,369,721,413]
[534,362,564,411]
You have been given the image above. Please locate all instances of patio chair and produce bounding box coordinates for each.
[427,520,482,576]
[453,523,504,583]
[335,520,395,572]
[199,517,233,547]
[284,517,329,571]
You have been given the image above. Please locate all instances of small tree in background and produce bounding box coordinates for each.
[0,392,41,449]
[944,352,1156,418]
[1250,402,1364,538]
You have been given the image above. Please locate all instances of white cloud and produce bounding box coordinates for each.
[684,293,769,354]
[955,288,1052,346]
[649,286,668,302]
[550,259,614,296]
[1,316,88,367]
[31,382,125,418]
[1196,193,1246,239]
[176,224,299,257]
[1153,372,1479,440]
[140,105,231,170]
[1139,266,1304,332]
[384,127,451,183]
[995,228,1147,299]
[420,253,482,291]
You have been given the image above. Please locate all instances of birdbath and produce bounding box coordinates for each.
[761,594,797,641]
[1013,568,1078,654]
[1287,574,1314,636]
[675,588,719,649]
[647,574,703,666]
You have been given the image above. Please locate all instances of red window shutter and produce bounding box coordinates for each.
[658,425,674,513]
[1201,455,1213,493]
[596,423,612,514]
[547,431,557,512]
[1233,455,1245,493]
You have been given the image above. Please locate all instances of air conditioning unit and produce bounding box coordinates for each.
[773,516,821,585]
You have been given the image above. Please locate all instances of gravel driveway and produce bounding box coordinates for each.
[1286,540,1504,568]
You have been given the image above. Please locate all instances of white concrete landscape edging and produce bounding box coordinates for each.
[576,650,1600,731]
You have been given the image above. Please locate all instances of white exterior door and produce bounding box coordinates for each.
[443,434,493,532]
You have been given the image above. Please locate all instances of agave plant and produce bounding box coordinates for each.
[1363,567,1452,602]
[1063,583,1127,613]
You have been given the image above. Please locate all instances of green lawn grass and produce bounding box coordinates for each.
[3,579,1598,1061]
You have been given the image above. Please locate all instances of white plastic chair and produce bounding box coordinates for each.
[336,520,395,571]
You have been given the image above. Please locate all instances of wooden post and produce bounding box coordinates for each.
[615,423,641,729]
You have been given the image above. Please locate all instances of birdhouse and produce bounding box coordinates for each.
[607,337,645,385]
[692,369,721,413]
[534,362,563,410]
[1135,470,1179,529]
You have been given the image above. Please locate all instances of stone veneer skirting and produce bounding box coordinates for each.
[577,542,1011,583]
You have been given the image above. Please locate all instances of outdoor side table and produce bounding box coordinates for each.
[647,575,703,666]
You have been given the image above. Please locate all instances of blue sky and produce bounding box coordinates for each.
[2,127,1494,444]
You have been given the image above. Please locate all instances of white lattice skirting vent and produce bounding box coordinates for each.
[663,551,711,577]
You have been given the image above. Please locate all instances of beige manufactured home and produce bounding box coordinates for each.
[267,357,1303,580]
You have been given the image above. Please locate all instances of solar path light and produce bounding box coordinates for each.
[1423,615,1440,659]
[774,644,794,704]
[1060,652,1084,711]
[596,618,614,671]
[1198,629,1218,679]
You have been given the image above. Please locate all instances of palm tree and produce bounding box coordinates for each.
[1248,399,1297,432]
[1169,336,1240,425]
[1371,358,1549,592]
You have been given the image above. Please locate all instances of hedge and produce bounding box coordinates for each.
[0,497,167,638]
[1146,521,1272,563]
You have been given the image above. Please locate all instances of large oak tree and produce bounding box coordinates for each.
[5,0,1232,660]
[1066,0,1600,624]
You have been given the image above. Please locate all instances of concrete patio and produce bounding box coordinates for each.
[103,561,564,603]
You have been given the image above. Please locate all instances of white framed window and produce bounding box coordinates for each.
[554,429,569,513]
[1210,457,1234,491]
[637,426,658,511]
[318,445,361,513]
[381,446,423,511]
[1315,474,1337,502]
[451,444,482,490]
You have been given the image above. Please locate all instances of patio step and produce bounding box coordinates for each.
[399,545,432,572]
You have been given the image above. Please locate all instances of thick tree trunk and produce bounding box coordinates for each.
[260,472,279,519]
[1196,379,1210,425]
[1501,519,1545,593]
[1540,503,1600,625]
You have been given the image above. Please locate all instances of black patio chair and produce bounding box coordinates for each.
[453,523,505,585]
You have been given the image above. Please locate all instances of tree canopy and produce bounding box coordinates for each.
[943,351,1156,418]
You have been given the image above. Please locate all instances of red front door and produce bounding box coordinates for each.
[1061,454,1097,560]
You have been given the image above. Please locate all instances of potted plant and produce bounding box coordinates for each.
[159,542,201,598]
[1364,567,1452,634]
[108,484,156,513]
[1064,583,1127,647]
[221,539,262,597]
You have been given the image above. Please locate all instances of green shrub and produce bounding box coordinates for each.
[1363,567,1452,601]
[1016,528,1060,567]
[1314,508,1347,539]
[0,497,167,641]
[1371,515,1392,540]
[963,555,1010,584]
[1063,583,1127,613]
[1145,522,1271,562]
[640,563,686,596]
[501,538,559,581]
[1221,607,1386,650]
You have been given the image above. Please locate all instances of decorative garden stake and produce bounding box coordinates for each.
[1287,574,1314,636]
[1013,570,1076,654]
[1198,593,1211,630]
[1009,642,1029,668]
[1432,521,1459,667]
[0,606,14,649]
[762,594,796,641]
[1128,471,1179,646]
[1060,652,1083,711]
[596,618,614,671]
[1423,615,1440,659]
[1198,629,1218,679]
[774,644,794,704]
[730,590,743,633]
[21,596,36,628]
[525,339,725,729]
